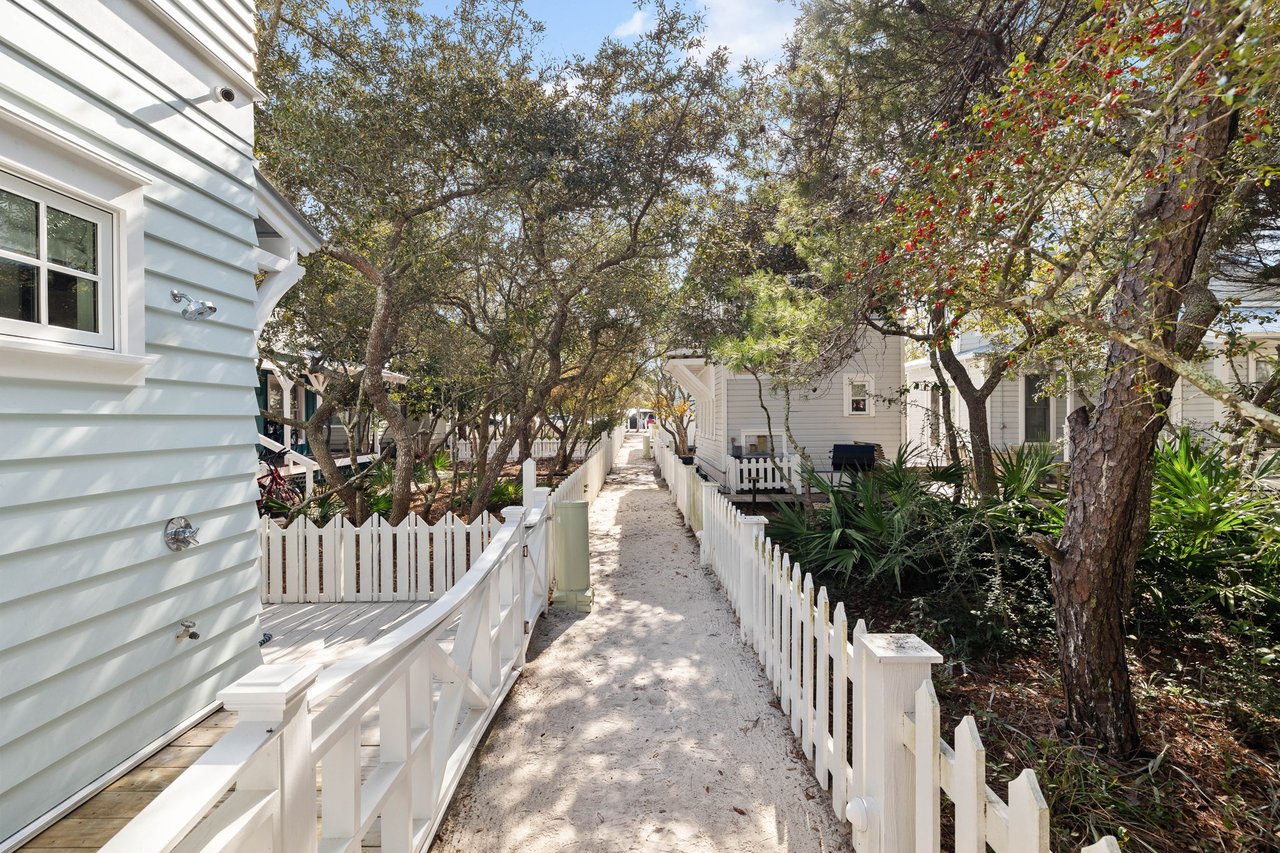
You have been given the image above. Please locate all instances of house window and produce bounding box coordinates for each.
[742,432,783,455]
[0,171,113,348]
[844,373,875,416]
[1024,374,1051,443]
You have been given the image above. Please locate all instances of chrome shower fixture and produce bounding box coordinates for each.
[171,289,218,321]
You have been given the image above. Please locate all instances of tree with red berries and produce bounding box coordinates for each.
[778,0,1280,752]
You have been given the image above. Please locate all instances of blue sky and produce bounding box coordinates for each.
[518,0,798,65]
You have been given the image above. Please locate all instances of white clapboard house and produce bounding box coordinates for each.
[664,331,906,494]
[900,317,1279,465]
[0,2,315,845]
[668,307,1278,493]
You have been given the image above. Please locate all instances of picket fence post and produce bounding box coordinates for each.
[850,633,942,853]
[698,481,718,567]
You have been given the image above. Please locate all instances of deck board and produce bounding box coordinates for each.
[20,601,434,851]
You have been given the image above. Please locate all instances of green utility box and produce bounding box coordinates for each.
[551,500,592,612]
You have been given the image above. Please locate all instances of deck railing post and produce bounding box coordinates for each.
[523,486,551,625]
[849,633,942,853]
[219,663,322,853]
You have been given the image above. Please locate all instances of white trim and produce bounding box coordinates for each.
[842,373,875,416]
[0,104,153,187]
[136,1,265,101]
[0,334,155,385]
[0,105,151,383]
[0,170,115,348]
[739,429,788,455]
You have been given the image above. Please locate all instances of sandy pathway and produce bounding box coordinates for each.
[432,437,852,853]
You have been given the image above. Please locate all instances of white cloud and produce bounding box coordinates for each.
[613,9,649,38]
[696,0,798,63]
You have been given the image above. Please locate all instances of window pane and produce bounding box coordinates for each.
[1025,375,1050,442]
[0,189,38,258]
[47,208,98,274]
[0,258,37,322]
[850,382,869,413]
[48,270,98,332]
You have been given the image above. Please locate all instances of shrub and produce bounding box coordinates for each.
[768,444,1055,656]
[1137,429,1280,627]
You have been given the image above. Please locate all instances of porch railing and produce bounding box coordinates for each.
[652,430,1119,853]
[103,428,625,853]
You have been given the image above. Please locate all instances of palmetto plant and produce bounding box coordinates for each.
[769,443,1063,654]
[1141,429,1280,616]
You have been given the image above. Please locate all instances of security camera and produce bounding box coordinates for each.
[215,86,236,103]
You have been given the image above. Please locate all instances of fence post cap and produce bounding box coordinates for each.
[219,663,322,720]
[500,505,527,525]
[740,515,769,526]
[859,632,943,664]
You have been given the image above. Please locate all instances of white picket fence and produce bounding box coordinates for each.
[451,436,588,463]
[103,428,626,853]
[652,430,1120,853]
[726,453,799,494]
[258,512,500,603]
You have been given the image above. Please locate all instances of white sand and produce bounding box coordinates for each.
[432,438,852,852]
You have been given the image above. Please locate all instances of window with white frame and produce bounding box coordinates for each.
[843,373,875,416]
[0,170,113,349]
[741,432,784,455]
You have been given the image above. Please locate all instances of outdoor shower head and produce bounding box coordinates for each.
[170,290,218,321]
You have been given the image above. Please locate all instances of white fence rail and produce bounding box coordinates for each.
[104,428,626,853]
[259,426,625,605]
[652,430,1118,853]
[259,512,500,604]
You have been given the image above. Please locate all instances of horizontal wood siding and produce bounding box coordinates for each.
[694,365,727,479]
[0,1,263,842]
[722,334,905,467]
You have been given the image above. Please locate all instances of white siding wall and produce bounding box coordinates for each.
[694,364,727,480]
[0,1,263,841]
[904,361,1070,456]
[719,333,905,469]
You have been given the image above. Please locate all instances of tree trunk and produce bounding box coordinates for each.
[929,349,962,468]
[937,345,999,497]
[960,388,998,496]
[1051,81,1234,754]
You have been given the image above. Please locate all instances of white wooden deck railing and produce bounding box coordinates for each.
[103,428,625,853]
[652,430,1120,853]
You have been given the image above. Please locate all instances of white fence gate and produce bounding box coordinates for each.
[103,428,626,853]
[652,430,1120,853]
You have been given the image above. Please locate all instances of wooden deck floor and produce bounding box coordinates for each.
[19,601,434,851]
